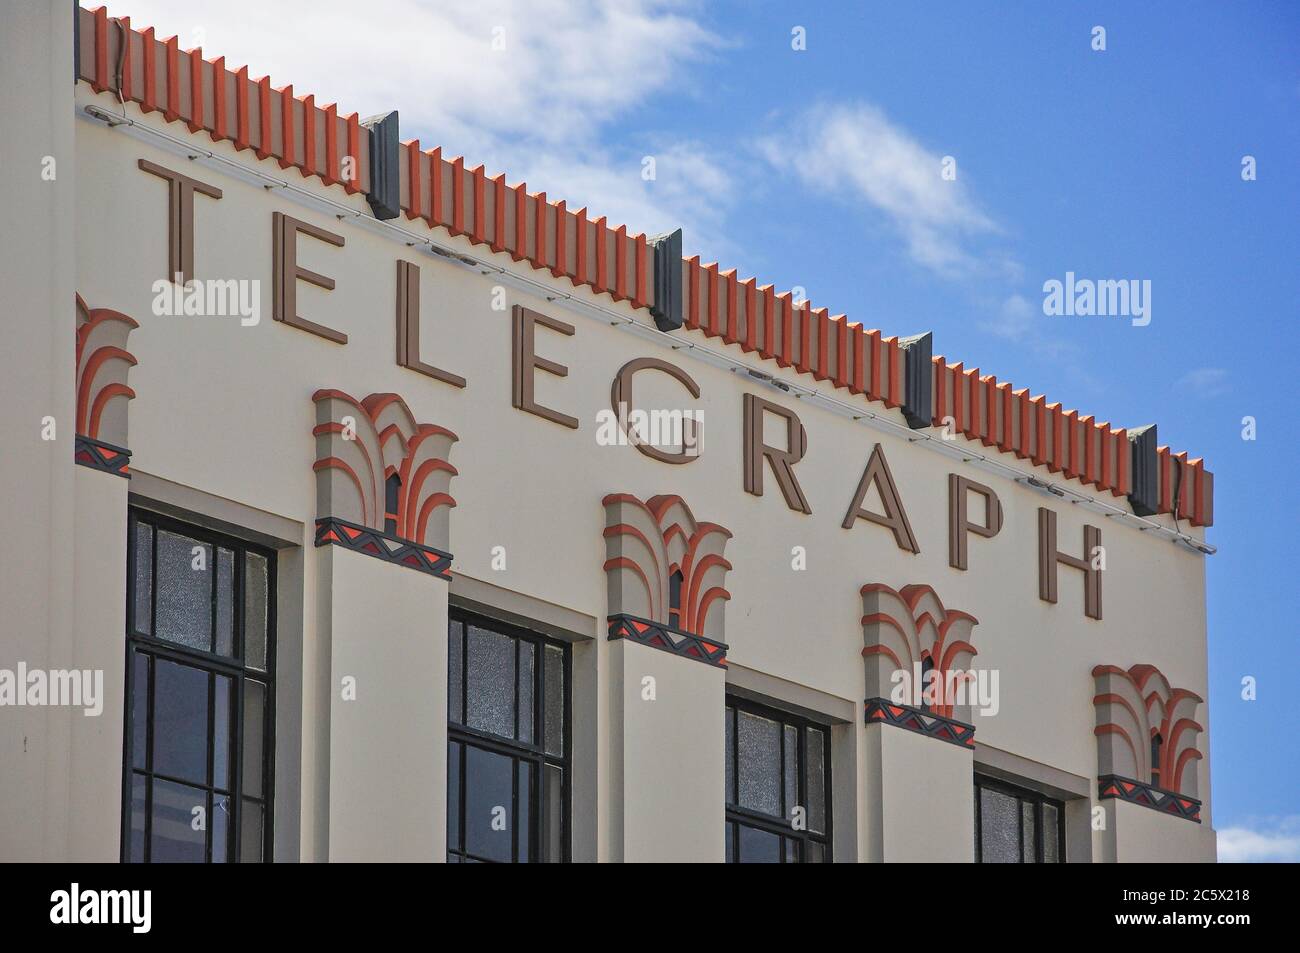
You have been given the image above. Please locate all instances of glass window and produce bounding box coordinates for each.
[446,610,569,863]
[725,697,831,862]
[974,775,1065,863]
[123,509,275,863]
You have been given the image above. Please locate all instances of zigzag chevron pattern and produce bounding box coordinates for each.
[74,435,131,477]
[607,613,727,668]
[314,517,451,580]
[1098,774,1202,823]
[864,698,975,749]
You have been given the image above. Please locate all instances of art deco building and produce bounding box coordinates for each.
[0,3,1217,862]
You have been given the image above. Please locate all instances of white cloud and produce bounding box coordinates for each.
[976,293,1082,367]
[1176,368,1230,398]
[511,140,739,258]
[758,102,1002,277]
[986,293,1036,340]
[113,0,734,249]
[1218,816,1300,862]
[115,0,718,143]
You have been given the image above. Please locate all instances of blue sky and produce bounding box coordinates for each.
[117,0,1299,858]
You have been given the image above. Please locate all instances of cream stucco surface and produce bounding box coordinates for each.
[323,545,448,861]
[0,50,1216,861]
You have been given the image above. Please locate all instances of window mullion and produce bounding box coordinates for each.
[206,671,215,861]
[232,670,244,861]
[149,522,158,637]
[144,654,155,862]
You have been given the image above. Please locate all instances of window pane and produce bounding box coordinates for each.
[978,787,1019,863]
[543,644,564,757]
[239,800,263,862]
[155,530,213,651]
[446,616,568,865]
[518,641,535,744]
[124,513,277,867]
[131,651,149,770]
[1022,800,1037,862]
[447,742,461,852]
[212,794,230,863]
[215,548,235,657]
[807,727,826,834]
[517,761,532,863]
[132,520,152,635]
[448,619,464,724]
[464,745,514,862]
[152,658,209,784]
[128,774,147,862]
[466,625,516,738]
[213,675,232,791]
[807,840,825,863]
[150,778,207,862]
[737,711,781,817]
[737,824,781,863]
[784,837,801,863]
[542,763,563,863]
[244,552,269,670]
[242,679,266,797]
[783,724,798,818]
[725,707,736,805]
[1043,803,1061,862]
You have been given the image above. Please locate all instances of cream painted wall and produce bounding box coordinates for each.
[54,78,1217,860]
[608,640,725,862]
[1100,800,1218,863]
[867,724,976,862]
[323,546,448,861]
[68,467,130,860]
[0,0,78,863]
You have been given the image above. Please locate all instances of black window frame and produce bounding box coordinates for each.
[446,607,571,863]
[974,773,1065,863]
[725,695,833,863]
[121,507,277,863]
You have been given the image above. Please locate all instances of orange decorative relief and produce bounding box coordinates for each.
[602,494,732,664]
[312,389,457,577]
[860,583,979,734]
[1092,663,1204,821]
[75,295,138,476]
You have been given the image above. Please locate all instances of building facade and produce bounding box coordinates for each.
[0,3,1219,862]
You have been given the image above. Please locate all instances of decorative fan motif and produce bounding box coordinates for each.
[312,389,458,555]
[75,295,138,447]
[1092,663,1203,799]
[860,582,979,723]
[602,493,732,643]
